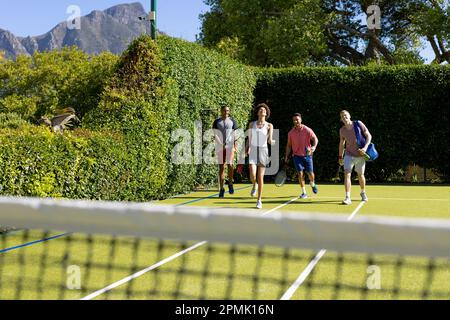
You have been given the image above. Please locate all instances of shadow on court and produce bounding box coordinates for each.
[215,199,342,205]
[174,196,294,201]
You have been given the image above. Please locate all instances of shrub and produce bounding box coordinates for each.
[0,48,118,121]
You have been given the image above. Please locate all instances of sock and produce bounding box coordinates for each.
[361,189,365,194]
[346,192,350,198]
[310,181,316,187]
[302,187,306,194]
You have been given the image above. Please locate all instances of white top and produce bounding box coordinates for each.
[251,121,269,148]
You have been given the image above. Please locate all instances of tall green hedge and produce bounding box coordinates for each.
[254,65,450,181]
[82,35,256,199]
[157,36,257,192]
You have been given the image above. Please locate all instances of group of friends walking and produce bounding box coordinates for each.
[212,103,372,209]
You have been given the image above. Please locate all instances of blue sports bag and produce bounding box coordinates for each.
[353,121,379,161]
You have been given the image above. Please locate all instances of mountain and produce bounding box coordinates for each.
[0,2,153,59]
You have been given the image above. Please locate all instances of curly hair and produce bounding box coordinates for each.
[254,103,271,120]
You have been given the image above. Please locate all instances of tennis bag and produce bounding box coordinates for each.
[354,121,379,161]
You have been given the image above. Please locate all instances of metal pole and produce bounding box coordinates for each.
[150,0,157,40]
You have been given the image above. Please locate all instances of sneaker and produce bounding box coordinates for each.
[300,193,308,199]
[251,185,257,197]
[228,184,235,195]
[360,192,368,202]
[311,184,318,194]
[256,200,262,209]
[219,189,225,198]
[342,197,352,205]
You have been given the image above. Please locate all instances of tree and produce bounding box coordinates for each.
[262,0,330,66]
[200,0,330,66]
[199,0,448,66]
[0,48,118,122]
[409,0,450,64]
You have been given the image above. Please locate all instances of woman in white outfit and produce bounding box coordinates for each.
[247,103,274,209]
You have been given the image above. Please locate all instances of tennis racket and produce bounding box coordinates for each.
[334,158,344,182]
[275,163,288,187]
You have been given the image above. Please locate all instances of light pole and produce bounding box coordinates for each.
[139,1,157,39]
[150,0,157,40]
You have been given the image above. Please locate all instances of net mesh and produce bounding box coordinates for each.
[0,196,449,300]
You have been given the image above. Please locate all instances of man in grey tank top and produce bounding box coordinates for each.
[212,106,239,198]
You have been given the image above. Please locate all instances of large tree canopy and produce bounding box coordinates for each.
[410,0,450,64]
[199,0,450,66]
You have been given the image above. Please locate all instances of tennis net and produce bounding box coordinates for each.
[0,196,449,300]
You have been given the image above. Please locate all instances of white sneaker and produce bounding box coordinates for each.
[360,192,368,202]
[256,200,262,209]
[251,185,258,197]
[342,197,352,205]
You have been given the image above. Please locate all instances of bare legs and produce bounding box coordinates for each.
[298,172,315,188]
[249,164,265,201]
[344,171,366,203]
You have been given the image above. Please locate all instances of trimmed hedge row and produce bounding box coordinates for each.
[0,126,134,200]
[254,65,450,181]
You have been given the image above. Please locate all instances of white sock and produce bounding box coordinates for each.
[361,189,366,194]
[346,192,350,198]
[310,181,316,187]
[302,187,306,194]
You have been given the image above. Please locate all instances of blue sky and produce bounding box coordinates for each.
[0,0,209,41]
[0,0,434,63]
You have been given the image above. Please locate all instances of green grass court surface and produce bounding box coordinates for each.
[0,184,449,300]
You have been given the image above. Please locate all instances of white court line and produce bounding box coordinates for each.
[347,201,366,220]
[262,196,299,216]
[316,196,450,202]
[81,194,299,300]
[280,201,366,300]
[81,241,207,300]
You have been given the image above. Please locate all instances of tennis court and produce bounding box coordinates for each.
[0,183,449,300]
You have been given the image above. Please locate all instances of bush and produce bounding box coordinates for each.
[0,48,118,121]
[0,113,29,129]
[255,65,450,182]
[0,127,136,200]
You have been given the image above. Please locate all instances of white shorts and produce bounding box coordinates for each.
[344,155,366,175]
[249,146,270,167]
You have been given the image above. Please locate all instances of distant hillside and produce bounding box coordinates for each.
[0,2,154,59]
